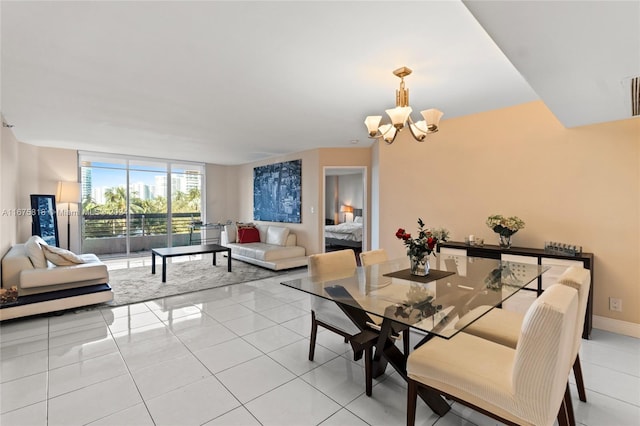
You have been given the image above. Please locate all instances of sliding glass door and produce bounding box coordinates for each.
[79,153,205,256]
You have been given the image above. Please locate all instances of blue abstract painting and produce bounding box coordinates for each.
[253,159,302,223]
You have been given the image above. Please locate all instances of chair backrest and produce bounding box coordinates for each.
[308,249,357,281]
[556,266,591,359]
[512,283,578,426]
[359,249,388,267]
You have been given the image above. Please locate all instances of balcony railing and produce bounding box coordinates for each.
[81,212,202,254]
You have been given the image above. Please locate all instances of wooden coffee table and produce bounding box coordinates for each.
[151,244,232,283]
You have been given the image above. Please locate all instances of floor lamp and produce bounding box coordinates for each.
[57,181,81,250]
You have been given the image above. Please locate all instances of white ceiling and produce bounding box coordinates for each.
[2,1,638,165]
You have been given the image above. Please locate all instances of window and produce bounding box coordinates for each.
[79,152,205,256]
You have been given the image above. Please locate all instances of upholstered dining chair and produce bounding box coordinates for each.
[308,249,362,361]
[358,248,388,267]
[407,283,579,426]
[455,266,591,402]
[358,248,410,356]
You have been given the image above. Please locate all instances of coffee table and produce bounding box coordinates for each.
[151,244,232,282]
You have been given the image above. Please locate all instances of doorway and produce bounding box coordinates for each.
[323,167,367,260]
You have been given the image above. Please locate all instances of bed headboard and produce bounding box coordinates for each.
[353,208,363,218]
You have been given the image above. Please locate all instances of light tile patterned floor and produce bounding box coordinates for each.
[1,268,639,425]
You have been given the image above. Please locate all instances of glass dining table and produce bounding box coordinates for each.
[280,253,549,416]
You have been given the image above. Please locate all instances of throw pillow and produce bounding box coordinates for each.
[24,235,48,269]
[41,245,86,266]
[237,227,260,243]
[354,216,363,224]
[266,226,290,246]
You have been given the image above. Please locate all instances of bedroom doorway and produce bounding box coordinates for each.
[323,167,366,261]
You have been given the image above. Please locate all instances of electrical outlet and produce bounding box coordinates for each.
[609,297,622,312]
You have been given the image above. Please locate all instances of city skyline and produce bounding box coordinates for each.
[83,167,202,204]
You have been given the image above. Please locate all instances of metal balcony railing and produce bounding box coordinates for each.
[82,212,201,238]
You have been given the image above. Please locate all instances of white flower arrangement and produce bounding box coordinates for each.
[486,215,525,237]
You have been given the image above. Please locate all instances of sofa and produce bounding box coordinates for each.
[0,236,113,320]
[221,224,307,270]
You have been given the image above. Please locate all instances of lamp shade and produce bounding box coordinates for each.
[56,181,81,204]
[340,205,353,213]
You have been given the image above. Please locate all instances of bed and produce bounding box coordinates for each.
[324,213,363,249]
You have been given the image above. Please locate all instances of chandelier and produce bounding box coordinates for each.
[364,66,443,144]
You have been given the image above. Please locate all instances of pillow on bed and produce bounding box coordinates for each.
[237,226,260,243]
[354,216,363,223]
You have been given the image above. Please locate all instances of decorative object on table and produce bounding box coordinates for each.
[544,241,583,256]
[395,283,444,322]
[364,66,444,144]
[486,215,525,249]
[0,286,18,304]
[484,263,519,290]
[395,218,448,276]
[464,235,484,246]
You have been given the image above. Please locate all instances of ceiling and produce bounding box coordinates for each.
[2,1,638,165]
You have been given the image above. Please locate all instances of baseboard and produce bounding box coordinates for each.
[593,315,640,338]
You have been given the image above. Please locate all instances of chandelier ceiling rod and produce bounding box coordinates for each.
[365,66,443,144]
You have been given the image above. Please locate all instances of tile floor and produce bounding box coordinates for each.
[1,266,639,426]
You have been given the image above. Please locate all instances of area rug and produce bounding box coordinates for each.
[106,258,291,306]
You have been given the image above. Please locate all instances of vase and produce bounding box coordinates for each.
[498,234,512,249]
[409,253,430,276]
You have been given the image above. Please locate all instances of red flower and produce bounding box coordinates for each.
[427,237,436,249]
[403,233,411,241]
[395,228,405,239]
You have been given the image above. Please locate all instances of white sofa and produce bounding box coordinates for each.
[1,236,113,320]
[221,224,307,270]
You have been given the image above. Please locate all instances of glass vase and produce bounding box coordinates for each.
[498,234,512,249]
[409,253,430,276]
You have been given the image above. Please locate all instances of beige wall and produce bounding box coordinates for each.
[223,148,371,255]
[0,120,20,258]
[376,101,640,324]
[0,133,78,258]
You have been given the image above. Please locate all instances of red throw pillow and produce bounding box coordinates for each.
[237,227,260,243]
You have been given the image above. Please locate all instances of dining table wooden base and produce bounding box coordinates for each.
[326,286,451,417]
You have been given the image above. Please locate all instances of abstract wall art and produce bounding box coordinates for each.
[253,159,302,223]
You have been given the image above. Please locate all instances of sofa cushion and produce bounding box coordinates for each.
[24,236,48,269]
[257,225,268,242]
[266,226,290,246]
[238,227,260,243]
[42,245,86,266]
[224,224,237,243]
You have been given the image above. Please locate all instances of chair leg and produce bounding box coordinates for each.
[364,346,373,396]
[403,329,410,355]
[309,311,318,361]
[565,382,577,426]
[407,379,418,426]
[573,354,587,402]
[557,398,570,426]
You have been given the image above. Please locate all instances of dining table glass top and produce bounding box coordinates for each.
[281,254,550,339]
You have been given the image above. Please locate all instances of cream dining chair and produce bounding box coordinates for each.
[307,249,362,361]
[358,248,411,356]
[455,266,591,402]
[407,283,580,426]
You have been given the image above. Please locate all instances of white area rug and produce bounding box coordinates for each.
[107,257,295,306]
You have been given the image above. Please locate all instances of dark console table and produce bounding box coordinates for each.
[439,241,594,339]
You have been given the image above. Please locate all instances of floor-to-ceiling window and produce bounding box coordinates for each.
[79,152,205,256]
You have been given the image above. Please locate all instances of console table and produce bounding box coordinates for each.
[439,241,594,339]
